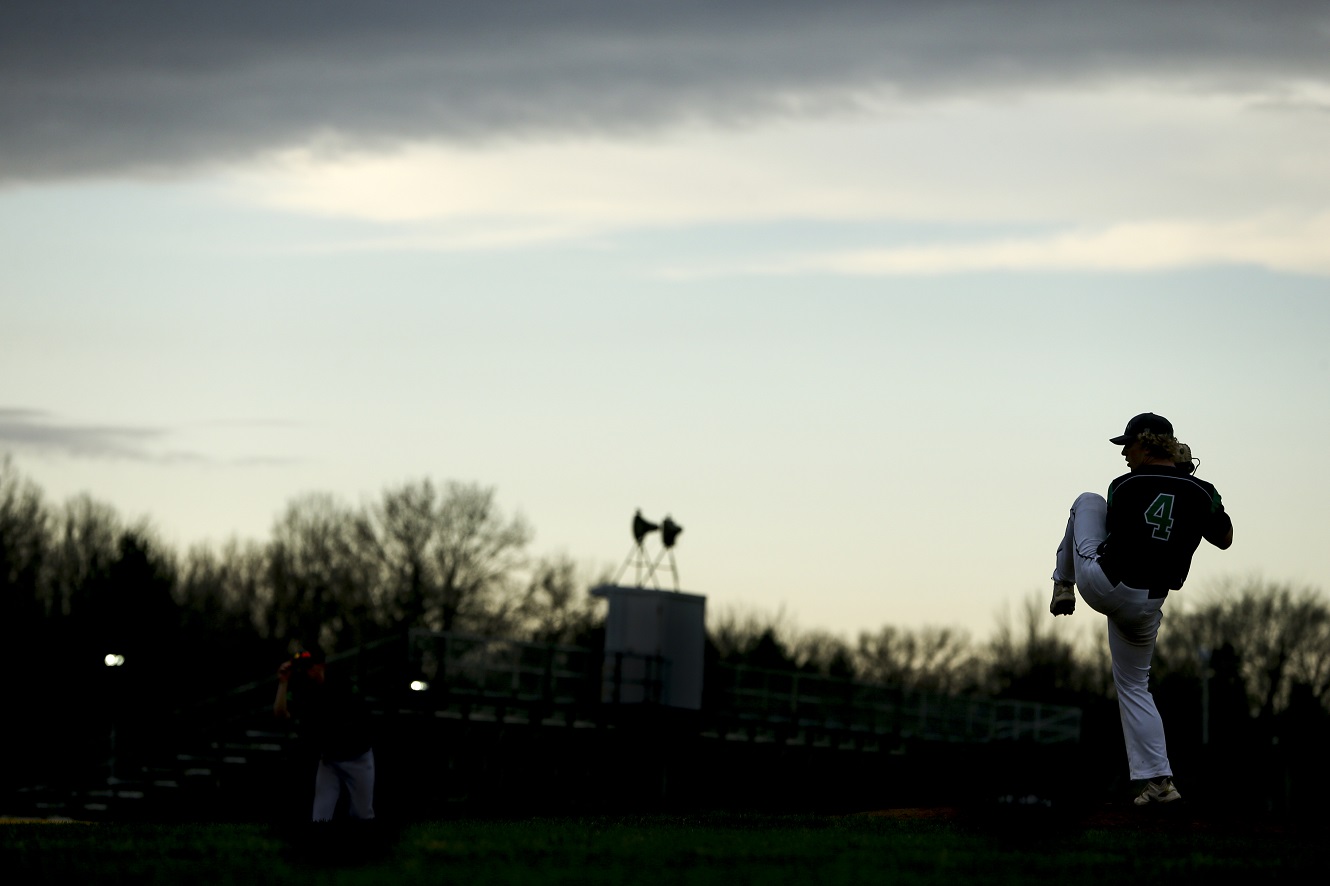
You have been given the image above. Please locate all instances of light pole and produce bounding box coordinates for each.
[104,653,126,781]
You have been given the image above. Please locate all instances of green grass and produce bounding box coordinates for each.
[2,811,1325,885]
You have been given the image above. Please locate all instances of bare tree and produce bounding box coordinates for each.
[1288,615,1330,706]
[1159,579,1330,719]
[180,538,272,637]
[854,624,979,694]
[366,480,532,635]
[44,493,122,621]
[983,594,1101,700]
[267,493,377,652]
[371,478,441,630]
[787,629,856,678]
[707,606,800,670]
[432,482,531,633]
[513,553,609,645]
[0,453,49,622]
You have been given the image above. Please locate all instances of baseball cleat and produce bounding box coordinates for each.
[1049,582,1076,616]
[1133,777,1181,806]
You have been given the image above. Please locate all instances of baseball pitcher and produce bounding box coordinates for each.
[1050,413,1233,806]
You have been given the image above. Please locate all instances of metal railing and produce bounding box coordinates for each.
[408,630,598,706]
[173,631,1082,744]
[602,650,667,705]
[711,664,1082,744]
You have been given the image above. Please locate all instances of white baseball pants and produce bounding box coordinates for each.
[1054,492,1171,781]
[312,749,376,821]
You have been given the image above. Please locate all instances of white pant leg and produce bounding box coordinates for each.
[340,750,376,820]
[311,751,375,821]
[1106,600,1170,780]
[1053,492,1171,780]
[312,760,341,822]
[1053,492,1109,586]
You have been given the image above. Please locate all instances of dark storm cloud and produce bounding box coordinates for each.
[2,1,1327,182]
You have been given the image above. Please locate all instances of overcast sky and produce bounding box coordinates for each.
[3,1,1328,643]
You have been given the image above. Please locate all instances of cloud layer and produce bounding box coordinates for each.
[720,213,1330,277]
[0,408,176,460]
[226,85,1330,275]
[0,409,299,465]
[3,1,1327,182]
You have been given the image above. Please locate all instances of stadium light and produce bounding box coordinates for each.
[632,509,659,544]
[104,654,126,667]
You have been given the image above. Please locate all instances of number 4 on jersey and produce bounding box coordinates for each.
[1144,493,1176,540]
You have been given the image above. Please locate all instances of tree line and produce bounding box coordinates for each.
[1,454,605,685]
[4,452,1329,799]
[712,586,1330,714]
[5,451,1330,712]
[0,453,608,794]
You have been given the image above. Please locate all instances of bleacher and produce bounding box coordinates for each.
[7,628,1081,819]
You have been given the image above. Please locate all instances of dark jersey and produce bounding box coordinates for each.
[291,674,374,762]
[1097,464,1232,591]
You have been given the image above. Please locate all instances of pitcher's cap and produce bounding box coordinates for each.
[1110,413,1173,445]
